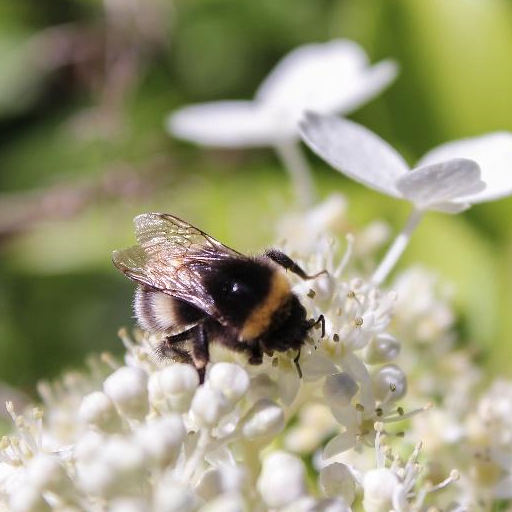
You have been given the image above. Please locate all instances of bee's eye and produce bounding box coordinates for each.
[225,280,249,297]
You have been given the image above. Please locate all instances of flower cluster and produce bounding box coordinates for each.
[0,221,466,512]
[2,37,512,512]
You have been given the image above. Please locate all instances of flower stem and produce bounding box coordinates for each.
[275,140,317,208]
[371,208,424,286]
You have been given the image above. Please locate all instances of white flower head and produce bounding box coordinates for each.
[168,40,397,148]
[300,112,512,213]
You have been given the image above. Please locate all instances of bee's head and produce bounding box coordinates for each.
[263,294,310,352]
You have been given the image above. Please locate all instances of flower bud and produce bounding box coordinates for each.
[241,398,284,439]
[103,367,149,420]
[362,468,398,512]
[153,482,197,512]
[26,454,73,497]
[108,498,149,512]
[135,415,185,469]
[74,430,105,463]
[79,391,122,432]
[208,363,249,405]
[196,466,245,500]
[365,334,400,364]
[280,497,350,512]
[257,451,306,508]
[319,463,356,503]
[10,488,51,512]
[148,364,199,413]
[197,494,244,512]
[191,386,229,427]
[372,364,407,402]
[323,373,358,408]
[77,436,147,497]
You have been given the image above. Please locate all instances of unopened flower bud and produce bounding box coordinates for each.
[280,497,351,512]
[26,454,73,497]
[135,415,185,469]
[319,463,356,503]
[241,398,284,439]
[365,334,400,364]
[323,373,359,408]
[77,436,147,497]
[10,488,51,512]
[257,451,306,508]
[197,494,244,512]
[196,466,245,500]
[108,498,149,512]
[372,364,407,402]
[103,367,149,420]
[208,363,249,404]
[79,391,122,432]
[153,482,197,512]
[362,468,398,512]
[191,386,229,427]
[148,364,199,413]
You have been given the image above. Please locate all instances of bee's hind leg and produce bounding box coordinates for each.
[157,326,210,383]
[156,327,196,361]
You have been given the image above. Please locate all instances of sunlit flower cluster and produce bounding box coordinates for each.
[2,36,512,512]
[0,227,466,512]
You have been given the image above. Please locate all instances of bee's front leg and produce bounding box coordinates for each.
[247,342,263,365]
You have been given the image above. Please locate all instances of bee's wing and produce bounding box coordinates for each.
[113,213,243,323]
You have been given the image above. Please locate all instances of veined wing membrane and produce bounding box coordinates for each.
[113,213,243,323]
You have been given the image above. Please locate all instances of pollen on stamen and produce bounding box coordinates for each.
[354,316,363,327]
[101,352,120,370]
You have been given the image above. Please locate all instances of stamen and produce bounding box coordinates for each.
[382,403,431,423]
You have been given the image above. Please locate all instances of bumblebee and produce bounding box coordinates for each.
[113,213,325,381]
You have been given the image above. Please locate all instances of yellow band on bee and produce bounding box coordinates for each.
[240,271,290,340]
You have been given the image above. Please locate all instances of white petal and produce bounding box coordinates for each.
[300,113,408,197]
[167,101,279,147]
[396,158,485,209]
[417,132,512,203]
[330,59,399,115]
[257,40,369,110]
[323,432,357,459]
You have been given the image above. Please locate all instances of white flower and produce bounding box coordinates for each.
[257,451,307,508]
[240,398,284,439]
[300,112,512,213]
[168,40,397,148]
[103,366,149,421]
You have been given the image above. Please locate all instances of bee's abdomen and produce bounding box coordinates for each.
[134,286,204,332]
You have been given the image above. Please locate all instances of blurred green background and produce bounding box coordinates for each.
[1,0,512,394]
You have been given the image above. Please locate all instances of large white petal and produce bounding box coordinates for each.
[417,133,512,203]
[256,40,369,110]
[167,101,279,148]
[396,158,485,210]
[326,59,399,115]
[300,113,408,197]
